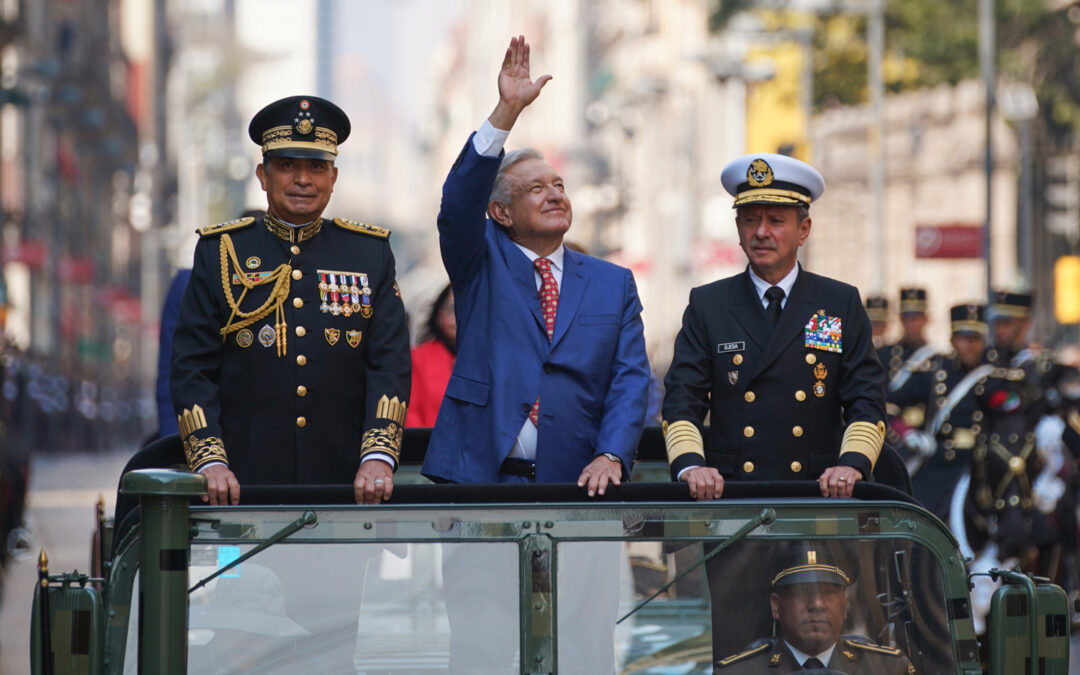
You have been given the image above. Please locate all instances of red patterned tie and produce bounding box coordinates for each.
[529,258,559,425]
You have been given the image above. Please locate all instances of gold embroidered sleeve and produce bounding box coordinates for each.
[184,436,228,472]
[361,423,403,464]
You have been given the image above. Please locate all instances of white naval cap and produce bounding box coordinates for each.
[720,153,825,208]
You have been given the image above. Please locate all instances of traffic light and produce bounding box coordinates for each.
[1054,255,1080,324]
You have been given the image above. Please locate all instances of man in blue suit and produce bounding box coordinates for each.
[421,36,650,494]
[422,36,650,674]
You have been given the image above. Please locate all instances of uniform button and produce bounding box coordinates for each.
[790,461,802,473]
[743,426,755,438]
[522,403,531,413]
[795,390,806,401]
[293,297,304,309]
[292,269,303,281]
[732,354,743,365]
[297,355,307,366]
[295,326,306,337]
[742,461,755,473]
[805,354,817,364]
[296,416,307,428]
[744,391,755,403]
[297,385,307,397]
[941,422,952,434]
[944,449,956,461]
[290,245,300,255]
[792,426,803,437]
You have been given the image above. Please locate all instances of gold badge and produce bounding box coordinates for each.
[747,158,774,187]
[805,353,817,365]
[245,256,261,269]
[769,653,781,665]
[258,324,276,348]
[346,330,362,348]
[733,353,743,365]
[728,370,739,385]
[814,381,826,397]
[325,328,340,346]
[813,362,827,380]
[236,329,253,348]
[843,649,855,660]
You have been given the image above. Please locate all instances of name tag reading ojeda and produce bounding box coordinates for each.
[717,341,745,354]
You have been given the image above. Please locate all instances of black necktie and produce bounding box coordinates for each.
[764,286,785,329]
[802,656,825,670]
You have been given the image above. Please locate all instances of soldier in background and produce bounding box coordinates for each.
[882,288,936,458]
[890,304,992,519]
[866,295,889,350]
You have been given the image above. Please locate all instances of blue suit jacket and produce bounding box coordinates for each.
[422,138,651,483]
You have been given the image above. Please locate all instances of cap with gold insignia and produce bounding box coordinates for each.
[898,287,927,315]
[950,303,987,336]
[990,289,1032,319]
[720,153,825,208]
[865,295,889,323]
[248,95,351,161]
[772,543,851,588]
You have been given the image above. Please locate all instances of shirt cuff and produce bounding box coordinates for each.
[361,452,396,469]
[472,119,510,157]
[197,461,226,473]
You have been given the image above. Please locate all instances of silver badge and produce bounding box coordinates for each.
[258,324,276,348]
[728,370,739,385]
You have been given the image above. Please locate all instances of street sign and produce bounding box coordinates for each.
[915,224,984,259]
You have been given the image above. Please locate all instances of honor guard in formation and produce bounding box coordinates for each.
[170,95,411,505]
[888,304,992,519]
[882,288,937,454]
[663,152,886,500]
[716,544,916,674]
[962,290,1080,563]
[865,294,889,349]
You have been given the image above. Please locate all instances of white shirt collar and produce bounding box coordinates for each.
[748,263,799,308]
[513,242,565,287]
[784,640,836,670]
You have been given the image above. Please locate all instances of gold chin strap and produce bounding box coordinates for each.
[218,233,292,357]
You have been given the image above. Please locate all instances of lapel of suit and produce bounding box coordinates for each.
[497,230,545,332]
[729,269,771,351]
[749,266,815,381]
[551,248,587,349]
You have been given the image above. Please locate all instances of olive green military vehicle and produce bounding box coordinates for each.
[30,433,1070,674]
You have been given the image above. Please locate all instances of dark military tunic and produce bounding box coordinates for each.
[889,351,991,519]
[663,267,886,481]
[170,214,411,484]
[716,636,915,674]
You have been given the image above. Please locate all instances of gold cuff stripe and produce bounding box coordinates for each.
[734,187,811,206]
[375,395,408,426]
[839,420,885,468]
[664,420,705,465]
[185,436,227,472]
[177,405,208,440]
[361,423,403,463]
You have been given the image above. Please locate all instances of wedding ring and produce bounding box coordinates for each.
[374,479,385,485]
[838,477,846,482]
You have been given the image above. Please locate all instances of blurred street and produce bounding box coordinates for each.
[0,447,130,675]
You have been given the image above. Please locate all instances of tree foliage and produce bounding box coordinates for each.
[709,0,1080,141]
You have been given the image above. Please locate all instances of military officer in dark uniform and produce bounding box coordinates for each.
[988,290,1033,366]
[716,544,916,674]
[170,95,411,505]
[878,288,933,382]
[866,295,889,349]
[889,304,992,519]
[662,153,887,500]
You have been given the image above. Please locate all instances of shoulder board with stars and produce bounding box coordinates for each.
[715,641,770,667]
[333,217,390,239]
[197,216,255,237]
[844,636,902,656]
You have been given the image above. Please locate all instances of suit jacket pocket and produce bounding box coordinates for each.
[578,313,618,326]
[445,374,490,406]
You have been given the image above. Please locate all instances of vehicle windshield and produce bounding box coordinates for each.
[118,498,963,674]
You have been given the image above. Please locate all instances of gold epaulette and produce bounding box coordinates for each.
[715,641,770,667]
[333,217,390,239]
[198,216,255,237]
[844,637,902,656]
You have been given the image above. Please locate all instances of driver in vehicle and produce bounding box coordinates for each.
[716,543,916,674]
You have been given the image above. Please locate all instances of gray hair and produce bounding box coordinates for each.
[489,148,545,206]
